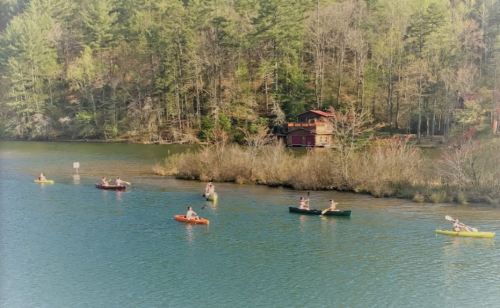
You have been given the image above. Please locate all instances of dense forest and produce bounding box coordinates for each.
[0,0,499,143]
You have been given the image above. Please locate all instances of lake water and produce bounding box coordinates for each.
[1,141,499,307]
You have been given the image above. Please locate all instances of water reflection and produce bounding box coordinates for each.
[299,214,307,232]
[443,236,495,250]
[116,190,122,202]
[185,224,194,243]
[72,174,80,185]
[320,215,338,234]
[202,201,213,209]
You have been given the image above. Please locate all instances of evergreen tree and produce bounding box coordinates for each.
[0,0,59,138]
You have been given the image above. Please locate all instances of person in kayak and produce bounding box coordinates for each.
[38,173,46,181]
[299,197,309,210]
[186,207,199,220]
[116,177,123,186]
[328,199,339,211]
[453,219,471,232]
[101,177,109,186]
[205,182,212,196]
[206,183,215,197]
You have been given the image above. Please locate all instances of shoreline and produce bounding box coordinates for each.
[0,138,209,145]
[153,138,499,206]
[4,138,494,205]
[0,133,445,148]
[172,174,497,205]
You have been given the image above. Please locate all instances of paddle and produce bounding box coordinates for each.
[124,181,131,185]
[445,215,478,232]
[321,202,338,215]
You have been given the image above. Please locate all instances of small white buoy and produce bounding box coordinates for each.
[73,162,80,174]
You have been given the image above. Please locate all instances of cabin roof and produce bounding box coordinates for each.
[296,110,334,117]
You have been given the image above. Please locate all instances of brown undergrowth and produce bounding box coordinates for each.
[153,136,500,204]
[154,137,433,199]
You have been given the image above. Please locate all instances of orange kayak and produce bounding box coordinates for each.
[174,215,209,225]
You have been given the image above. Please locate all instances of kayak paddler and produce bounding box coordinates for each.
[328,199,339,211]
[205,182,215,197]
[114,177,131,186]
[205,182,212,196]
[299,197,309,210]
[453,219,472,233]
[38,173,46,181]
[186,206,199,220]
[101,177,109,186]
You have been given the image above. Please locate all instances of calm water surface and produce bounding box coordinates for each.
[1,141,499,308]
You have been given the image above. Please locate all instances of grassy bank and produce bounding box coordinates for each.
[153,137,500,205]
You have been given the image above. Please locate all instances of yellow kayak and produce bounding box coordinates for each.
[435,230,495,238]
[34,179,54,184]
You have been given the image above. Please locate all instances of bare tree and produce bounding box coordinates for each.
[326,102,380,185]
[399,59,431,143]
[238,126,271,179]
[439,128,479,193]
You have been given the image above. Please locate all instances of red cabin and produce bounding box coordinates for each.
[286,110,334,147]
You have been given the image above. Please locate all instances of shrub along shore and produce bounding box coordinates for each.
[153,136,500,205]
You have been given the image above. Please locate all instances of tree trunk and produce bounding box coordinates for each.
[387,68,393,136]
[395,91,400,130]
[336,47,345,106]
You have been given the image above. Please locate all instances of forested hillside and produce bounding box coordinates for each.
[0,0,499,142]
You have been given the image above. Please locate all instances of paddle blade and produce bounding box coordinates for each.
[445,215,454,221]
[321,209,329,215]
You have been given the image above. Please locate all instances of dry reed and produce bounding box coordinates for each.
[153,136,428,200]
[153,136,500,203]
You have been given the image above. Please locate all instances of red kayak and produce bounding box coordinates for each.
[174,215,209,225]
[95,184,126,190]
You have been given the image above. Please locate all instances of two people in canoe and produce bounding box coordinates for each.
[205,182,215,197]
[38,173,47,181]
[299,197,338,211]
[99,176,129,187]
[186,206,199,220]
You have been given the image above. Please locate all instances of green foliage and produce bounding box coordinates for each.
[74,110,97,138]
[249,117,269,133]
[104,124,118,139]
[404,2,445,57]
[452,100,489,135]
[0,119,12,139]
[200,115,213,142]
[81,0,118,50]
[0,0,60,139]
[218,113,231,132]
[0,0,498,144]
